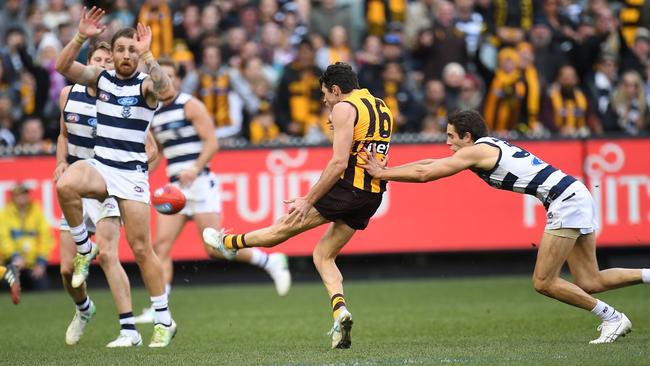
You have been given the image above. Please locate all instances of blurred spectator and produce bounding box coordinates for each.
[485,0,542,47]
[36,33,65,130]
[259,21,294,81]
[584,53,618,132]
[455,0,484,65]
[619,0,649,48]
[310,0,356,49]
[238,4,260,38]
[183,44,257,138]
[365,0,407,38]
[107,0,135,29]
[646,63,650,107]
[275,2,309,48]
[259,0,279,24]
[547,65,590,137]
[404,0,435,48]
[0,0,28,42]
[530,22,566,86]
[42,0,71,32]
[378,61,419,132]
[315,25,353,71]
[516,42,543,135]
[0,183,53,291]
[138,0,174,58]
[173,4,202,61]
[249,97,282,145]
[222,26,248,67]
[611,70,649,135]
[441,62,466,111]
[18,116,50,152]
[593,7,620,65]
[483,48,526,135]
[417,79,449,136]
[0,93,16,147]
[620,27,650,77]
[414,1,468,81]
[273,39,324,138]
[456,74,484,111]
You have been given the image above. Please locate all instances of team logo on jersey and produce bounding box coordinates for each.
[133,185,144,193]
[121,106,132,118]
[66,113,80,122]
[104,202,115,209]
[117,96,138,106]
[99,92,110,102]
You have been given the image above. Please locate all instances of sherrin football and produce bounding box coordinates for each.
[152,184,186,215]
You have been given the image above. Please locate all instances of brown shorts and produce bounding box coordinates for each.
[314,180,383,230]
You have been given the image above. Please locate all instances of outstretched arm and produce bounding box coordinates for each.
[360,146,483,183]
[135,23,175,106]
[55,7,106,86]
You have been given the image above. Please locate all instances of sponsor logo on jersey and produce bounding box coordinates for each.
[87,118,97,127]
[532,157,544,166]
[134,185,144,193]
[117,96,138,106]
[66,113,80,122]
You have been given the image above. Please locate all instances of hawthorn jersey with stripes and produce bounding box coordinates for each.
[151,93,207,182]
[95,70,156,172]
[341,88,393,193]
[62,84,97,164]
[473,137,577,209]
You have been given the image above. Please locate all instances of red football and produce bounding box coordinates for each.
[152,184,187,215]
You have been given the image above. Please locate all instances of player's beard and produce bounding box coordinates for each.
[116,60,137,78]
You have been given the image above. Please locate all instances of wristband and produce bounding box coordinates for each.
[73,33,87,45]
[140,51,154,63]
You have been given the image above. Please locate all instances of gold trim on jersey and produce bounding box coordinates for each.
[340,89,393,193]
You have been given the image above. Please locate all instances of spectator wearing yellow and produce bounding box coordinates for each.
[516,42,543,135]
[548,65,589,137]
[0,183,53,290]
[366,0,407,36]
[483,47,526,134]
[137,0,173,58]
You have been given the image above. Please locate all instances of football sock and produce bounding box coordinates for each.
[119,312,138,335]
[249,248,269,269]
[70,223,92,254]
[165,283,172,296]
[224,234,247,250]
[591,300,621,322]
[641,269,650,283]
[76,296,92,316]
[151,293,172,326]
[331,293,347,320]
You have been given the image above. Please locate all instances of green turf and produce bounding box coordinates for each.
[1,276,648,366]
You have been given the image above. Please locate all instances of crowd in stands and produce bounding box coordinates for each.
[0,0,649,154]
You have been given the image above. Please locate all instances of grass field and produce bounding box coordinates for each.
[1,276,648,366]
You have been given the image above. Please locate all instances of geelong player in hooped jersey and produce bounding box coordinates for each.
[132,60,291,324]
[55,7,177,347]
[361,110,650,344]
[55,41,149,347]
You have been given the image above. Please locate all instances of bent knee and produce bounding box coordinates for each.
[532,277,553,295]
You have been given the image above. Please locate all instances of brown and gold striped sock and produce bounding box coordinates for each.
[223,234,248,250]
[331,293,347,320]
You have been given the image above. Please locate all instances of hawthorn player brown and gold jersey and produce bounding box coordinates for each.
[340,88,393,193]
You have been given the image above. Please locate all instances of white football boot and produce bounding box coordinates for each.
[589,313,632,344]
[328,308,353,349]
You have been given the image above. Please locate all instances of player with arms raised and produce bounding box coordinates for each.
[55,7,177,347]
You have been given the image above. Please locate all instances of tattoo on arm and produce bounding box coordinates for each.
[142,55,171,99]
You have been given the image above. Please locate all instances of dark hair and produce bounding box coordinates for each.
[158,57,178,74]
[447,110,488,141]
[319,62,359,93]
[87,41,111,63]
[111,28,136,50]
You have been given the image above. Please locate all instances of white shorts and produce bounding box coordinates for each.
[545,180,599,235]
[88,159,150,204]
[60,197,120,233]
[175,172,222,217]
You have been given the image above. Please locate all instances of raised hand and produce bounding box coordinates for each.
[78,6,106,38]
[134,22,152,56]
